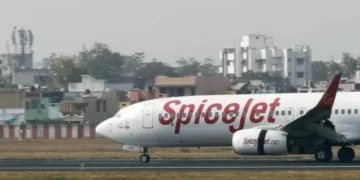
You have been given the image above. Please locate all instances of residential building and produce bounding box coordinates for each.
[68,75,133,92]
[24,91,63,123]
[153,75,230,97]
[0,90,25,108]
[127,88,168,104]
[12,68,52,88]
[60,91,120,124]
[219,34,312,87]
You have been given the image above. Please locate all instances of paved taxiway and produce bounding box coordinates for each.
[0,158,359,172]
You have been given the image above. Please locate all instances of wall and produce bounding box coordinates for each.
[83,91,119,124]
[0,124,98,139]
[68,75,106,92]
[0,91,25,108]
[12,69,52,86]
[0,108,25,125]
[196,76,230,95]
[68,75,133,92]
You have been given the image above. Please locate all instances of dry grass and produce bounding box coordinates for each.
[0,171,358,180]
[0,138,358,159]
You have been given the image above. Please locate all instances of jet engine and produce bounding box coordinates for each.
[232,129,293,155]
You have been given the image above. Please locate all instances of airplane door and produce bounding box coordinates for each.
[285,107,294,122]
[131,103,159,146]
[297,107,306,118]
[143,104,154,129]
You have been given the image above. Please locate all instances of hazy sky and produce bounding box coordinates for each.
[1,0,360,65]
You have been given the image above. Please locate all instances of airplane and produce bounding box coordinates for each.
[95,73,359,163]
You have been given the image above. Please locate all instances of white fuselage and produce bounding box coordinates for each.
[95,92,360,148]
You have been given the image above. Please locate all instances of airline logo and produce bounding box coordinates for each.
[159,98,280,134]
[243,138,280,146]
[321,93,335,107]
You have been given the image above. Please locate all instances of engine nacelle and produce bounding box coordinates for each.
[232,129,292,155]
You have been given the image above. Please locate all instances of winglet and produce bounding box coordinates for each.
[314,73,342,109]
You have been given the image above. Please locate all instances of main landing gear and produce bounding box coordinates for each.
[315,145,355,162]
[139,147,150,163]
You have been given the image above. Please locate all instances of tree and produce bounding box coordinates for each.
[78,42,126,82]
[341,53,359,79]
[198,58,219,76]
[42,53,86,88]
[175,57,219,76]
[122,52,146,77]
[326,61,342,80]
[175,57,201,76]
[311,61,329,82]
[134,59,179,88]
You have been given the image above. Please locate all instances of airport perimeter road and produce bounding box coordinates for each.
[0,158,359,172]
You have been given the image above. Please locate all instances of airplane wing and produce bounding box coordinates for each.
[277,73,350,144]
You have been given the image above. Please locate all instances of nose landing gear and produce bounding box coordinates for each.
[139,147,150,163]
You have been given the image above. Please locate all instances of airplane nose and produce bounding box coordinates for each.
[95,120,107,137]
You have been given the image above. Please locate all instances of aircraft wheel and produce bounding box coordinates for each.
[140,154,150,163]
[337,147,355,162]
[314,148,333,162]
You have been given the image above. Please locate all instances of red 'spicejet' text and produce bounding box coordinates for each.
[159,98,280,134]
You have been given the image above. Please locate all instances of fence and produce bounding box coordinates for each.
[0,124,98,139]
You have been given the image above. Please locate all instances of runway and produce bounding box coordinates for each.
[0,158,359,172]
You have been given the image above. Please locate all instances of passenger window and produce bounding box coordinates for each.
[183,113,187,117]
[215,112,219,117]
[275,111,279,116]
[300,110,304,115]
[355,109,358,114]
[281,111,285,115]
[236,112,239,116]
[334,109,338,114]
[165,113,168,118]
[202,113,205,117]
[348,109,351,114]
[288,110,291,115]
[208,112,212,117]
[341,109,345,114]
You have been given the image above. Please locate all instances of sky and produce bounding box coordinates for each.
[0,0,360,66]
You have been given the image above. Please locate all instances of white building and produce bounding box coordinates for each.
[219,34,312,87]
[68,75,134,92]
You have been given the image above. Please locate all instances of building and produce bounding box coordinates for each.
[68,75,133,92]
[60,91,120,124]
[12,68,52,88]
[0,90,25,108]
[24,91,63,123]
[219,34,312,87]
[153,75,230,97]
